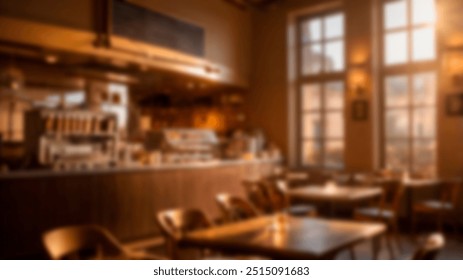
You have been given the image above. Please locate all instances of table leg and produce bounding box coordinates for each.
[371,234,382,260]
[407,188,413,233]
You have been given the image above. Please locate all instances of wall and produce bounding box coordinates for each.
[129,0,252,87]
[247,0,375,171]
[437,0,463,177]
[247,0,463,176]
[0,0,252,86]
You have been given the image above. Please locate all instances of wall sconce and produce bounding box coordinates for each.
[348,68,368,97]
[349,66,369,121]
[444,50,463,86]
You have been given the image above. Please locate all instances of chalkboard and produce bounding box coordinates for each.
[112,0,205,57]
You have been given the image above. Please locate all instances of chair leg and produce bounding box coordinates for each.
[371,235,382,260]
[349,247,356,260]
[452,212,460,234]
[411,210,418,238]
[385,233,395,260]
[391,221,403,253]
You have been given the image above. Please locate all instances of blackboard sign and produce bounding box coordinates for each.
[112,0,205,57]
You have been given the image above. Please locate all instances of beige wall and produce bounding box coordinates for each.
[130,0,252,87]
[247,0,375,171]
[0,0,252,86]
[247,0,463,176]
[437,0,463,177]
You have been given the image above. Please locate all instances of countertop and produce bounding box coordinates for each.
[0,158,281,180]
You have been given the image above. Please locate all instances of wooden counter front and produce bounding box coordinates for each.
[0,160,278,259]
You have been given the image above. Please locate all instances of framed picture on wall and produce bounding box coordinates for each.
[352,100,369,121]
[446,93,463,116]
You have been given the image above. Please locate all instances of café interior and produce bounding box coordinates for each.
[0,0,462,260]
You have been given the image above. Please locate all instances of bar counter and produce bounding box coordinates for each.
[0,158,280,259]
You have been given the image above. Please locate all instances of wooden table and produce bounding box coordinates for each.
[289,186,382,203]
[288,186,382,216]
[182,215,386,260]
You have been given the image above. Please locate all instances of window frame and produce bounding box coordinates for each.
[296,9,347,170]
[379,0,439,174]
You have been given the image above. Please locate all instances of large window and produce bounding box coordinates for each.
[382,0,437,175]
[298,12,345,169]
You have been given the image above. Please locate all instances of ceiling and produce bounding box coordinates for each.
[224,0,283,10]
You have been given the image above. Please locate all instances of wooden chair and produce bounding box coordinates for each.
[156,208,211,259]
[242,180,275,214]
[411,233,445,260]
[216,193,259,223]
[265,179,317,217]
[354,179,404,259]
[42,225,159,260]
[412,179,462,233]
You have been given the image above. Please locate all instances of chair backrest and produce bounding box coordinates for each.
[156,208,211,240]
[216,193,259,222]
[156,208,212,259]
[376,179,404,215]
[242,180,274,213]
[42,225,125,260]
[265,179,290,211]
[412,233,445,260]
[440,178,462,207]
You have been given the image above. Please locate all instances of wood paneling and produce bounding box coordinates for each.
[0,161,276,259]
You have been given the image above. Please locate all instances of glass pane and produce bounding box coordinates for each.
[413,108,435,138]
[326,112,344,138]
[386,109,409,138]
[303,113,322,138]
[412,0,436,25]
[302,43,323,75]
[385,75,409,107]
[302,140,322,166]
[412,27,435,61]
[385,31,408,65]
[302,84,321,111]
[384,0,407,30]
[325,140,344,168]
[385,139,409,171]
[413,139,436,176]
[301,18,322,43]
[326,81,344,110]
[413,72,436,106]
[324,40,344,72]
[324,13,344,39]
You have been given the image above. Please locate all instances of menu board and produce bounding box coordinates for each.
[112,0,205,57]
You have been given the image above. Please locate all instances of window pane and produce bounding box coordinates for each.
[384,0,407,30]
[385,75,409,107]
[413,72,436,106]
[324,40,344,72]
[325,140,344,168]
[301,18,322,43]
[302,84,321,111]
[412,27,435,61]
[303,113,322,138]
[386,109,409,138]
[413,108,435,138]
[326,112,344,138]
[326,81,344,110]
[302,140,322,165]
[386,139,409,170]
[385,31,408,65]
[413,139,436,176]
[324,13,344,39]
[412,0,436,25]
[302,43,323,75]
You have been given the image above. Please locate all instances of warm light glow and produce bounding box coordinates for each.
[348,69,368,95]
[193,109,226,132]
